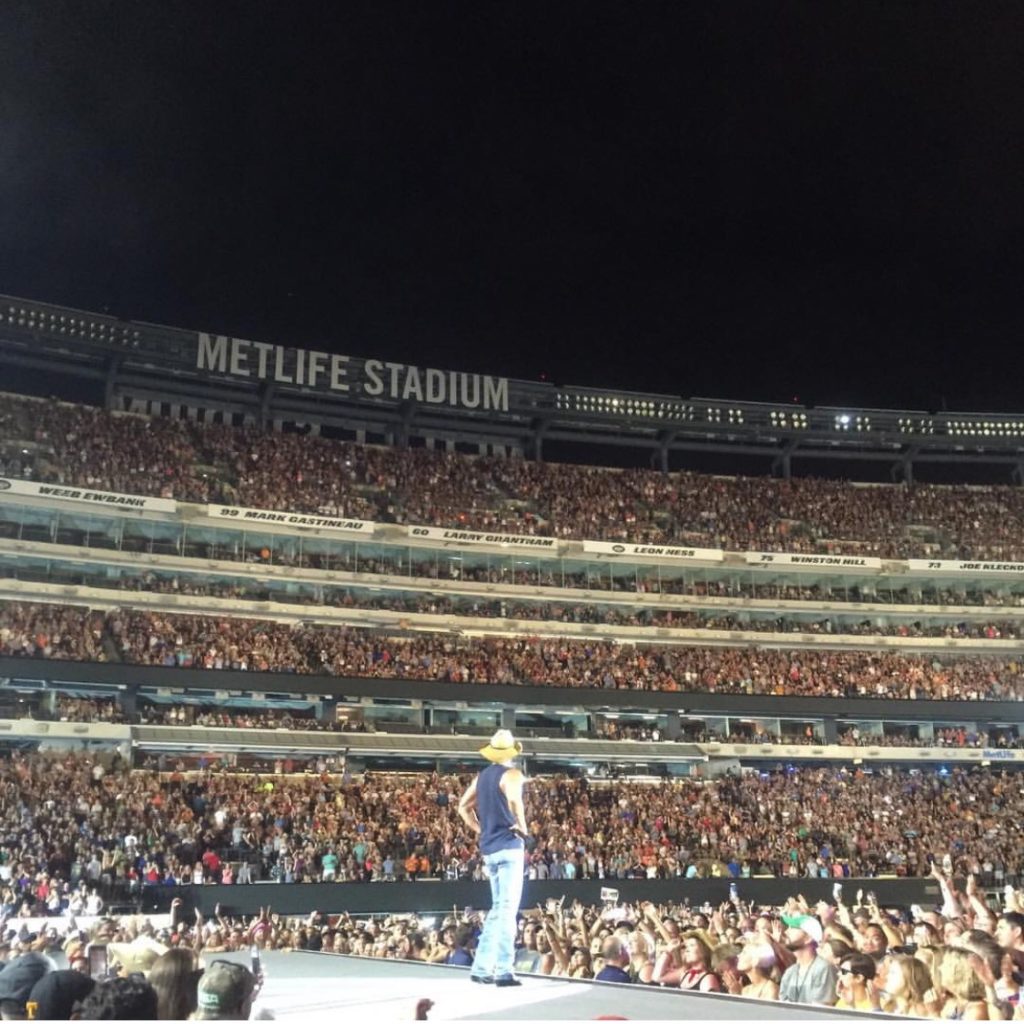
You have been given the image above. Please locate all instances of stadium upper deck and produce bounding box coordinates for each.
[5,292,1024,479]
[3,296,1024,720]
[7,389,1024,564]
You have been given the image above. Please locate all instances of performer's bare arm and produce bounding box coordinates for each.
[457,777,481,834]
[500,768,529,835]
[458,767,528,836]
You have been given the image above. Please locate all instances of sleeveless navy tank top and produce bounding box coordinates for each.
[477,764,523,856]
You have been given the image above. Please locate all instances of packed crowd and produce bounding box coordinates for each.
[0,602,108,661]
[621,724,1024,749]
[8,393,1024,560]
[303,888,1024,1021]
[16,696,1023,751]
[53,697,126,723]
[728,581,1021,609]
[11,505,1024,614]
[2,753,1023,908]
[4,600,1024,701]
[838,726,1024,750]
[13,562,1024,641]
[0,884,1022,1020]
[0,906,272,1020]
[342,889,1024,1021]
[247,557,1024,608]
[136,705,368,732]
[691,727,1024,749]
[697,726,1023,749]
[512,605,1024,641]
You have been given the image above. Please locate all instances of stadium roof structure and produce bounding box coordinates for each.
[3,293,1024,481]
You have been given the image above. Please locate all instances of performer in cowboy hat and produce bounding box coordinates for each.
[458,729,530,987]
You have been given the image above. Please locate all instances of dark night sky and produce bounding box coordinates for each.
[1,0,1023,412]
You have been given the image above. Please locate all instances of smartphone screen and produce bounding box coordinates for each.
[87,945,108,979]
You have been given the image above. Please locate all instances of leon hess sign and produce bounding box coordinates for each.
[196,333,510,412]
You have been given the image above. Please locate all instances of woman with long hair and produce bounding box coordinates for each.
[567,947,593,980]
[148,948,203,1021]
[876,953,940,1018]
[652,934,722,993]
[835,953,877,1012]
[938,946,990,1020]
[627,931,655,984]
[995,952,1021,1008]
[737,943,779,1001]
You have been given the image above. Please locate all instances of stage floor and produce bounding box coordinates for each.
[213,950,900,1021]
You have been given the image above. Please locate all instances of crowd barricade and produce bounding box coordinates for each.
[159,876,940,919]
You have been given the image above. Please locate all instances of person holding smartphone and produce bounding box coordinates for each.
[458,730,529,988]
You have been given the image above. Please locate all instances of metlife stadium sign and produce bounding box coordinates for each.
[196,333,510,412]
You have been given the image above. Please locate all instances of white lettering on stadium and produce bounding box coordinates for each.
[0,478,176,513]
[631,546,696,557]
[581,540,724,562]
[209,506,369,532]
[408,526,556,548]
[286,515,365,530]
[748,551,881,569]
[197,335,509,412]
[37,485,146,508]
[439,530,555,547]
[789,556,870,567]
[909,559,1024,574]
[960,563,1024,573]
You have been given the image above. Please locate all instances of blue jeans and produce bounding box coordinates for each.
[471,847,525,979]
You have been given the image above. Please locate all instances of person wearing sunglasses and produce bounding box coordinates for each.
[835,953,877,1011]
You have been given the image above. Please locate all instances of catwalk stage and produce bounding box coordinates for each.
[217,950,902,1020]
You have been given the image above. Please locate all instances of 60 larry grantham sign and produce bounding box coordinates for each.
[196,333,510,412]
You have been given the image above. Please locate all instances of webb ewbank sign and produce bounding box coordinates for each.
[196,333,510,412]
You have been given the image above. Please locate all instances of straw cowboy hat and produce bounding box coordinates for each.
[479,729,523,763]
[107,935,168,977]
